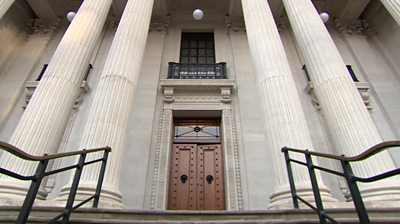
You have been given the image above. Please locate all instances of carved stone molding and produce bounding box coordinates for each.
[24,80,90,110]
[306,81,372,110]
[149,79,243,210]
[225,16,246,33]
[25,17,62,35]
[160,79,235,104]
[334,18,372,35]
[163,87,174,103]
[220,87,232,103]
[149,15,170,33]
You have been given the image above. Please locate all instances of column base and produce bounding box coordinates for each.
[56,182,123,208]
[268,182,338,209]
[0,178,47,206]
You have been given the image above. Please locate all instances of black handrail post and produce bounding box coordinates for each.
[341,160,370,224]
[282,147,299,209]
[61,152,87,224]
[305,152,326,224]
[16,159,49,224]
[93,147,110,208]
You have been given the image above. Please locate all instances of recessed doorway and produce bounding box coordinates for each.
[168,119,225,210]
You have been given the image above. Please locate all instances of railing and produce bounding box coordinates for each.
[0,141,111,224]
[302,64,359,82]
[168,62,227,79]
[282,141,400,224]
[36,63,93,81]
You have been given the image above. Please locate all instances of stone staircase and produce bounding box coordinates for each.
[1,207,400,223]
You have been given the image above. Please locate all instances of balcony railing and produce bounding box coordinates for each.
[168,62,227,79]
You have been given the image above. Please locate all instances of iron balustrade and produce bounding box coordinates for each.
[0,141,111,224]
[282,141,400,224]
[168,62,227,79]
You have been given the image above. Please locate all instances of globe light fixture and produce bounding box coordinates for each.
[319,12,330,23]
[67,11,76,22]
[193,8,204,20]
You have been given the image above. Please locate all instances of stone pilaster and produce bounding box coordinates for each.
[0,0,113,204]
[381,0,400,26]
[283,0,400,202]
[0,0,13,20]
[58,0,155,208]
[241,0,336,208]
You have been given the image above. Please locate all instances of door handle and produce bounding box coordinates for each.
[180,174,188,184]
[206,175,214,184]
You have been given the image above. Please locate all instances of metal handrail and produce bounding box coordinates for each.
[281,141,400,224]
[0,141,111,224]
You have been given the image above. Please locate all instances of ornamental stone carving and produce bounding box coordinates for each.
[220,87,232,103]
[25,80,89,110]
[150,78,242,210]
[163,87,174,103]
[306,82,372,110]
[334,18,372,35]
[160,79,235,104]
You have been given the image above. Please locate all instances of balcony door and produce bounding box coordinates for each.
[168,119,225,210]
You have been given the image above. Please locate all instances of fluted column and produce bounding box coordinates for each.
[0,0,13,20]
[381,0,400,26]
[0,0,112,204]
[283,0,400,202]
[241,0,336,208]
[58,0,154,208]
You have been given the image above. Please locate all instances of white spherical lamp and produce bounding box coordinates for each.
[193,8,204,20]
[319,12,330,24]
[67,11,76,22]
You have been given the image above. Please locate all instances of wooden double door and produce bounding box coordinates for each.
[168,144,225,210]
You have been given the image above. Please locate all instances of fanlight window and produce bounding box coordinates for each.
[174,119,220,141]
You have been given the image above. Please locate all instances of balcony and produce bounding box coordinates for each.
[168,62,227,79]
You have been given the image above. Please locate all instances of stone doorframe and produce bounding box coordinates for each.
[148,79,243,210]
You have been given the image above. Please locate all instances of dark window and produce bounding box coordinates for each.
[180,33,215,64]
[167,32,226,79]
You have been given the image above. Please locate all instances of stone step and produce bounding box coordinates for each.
[0,207,400,223]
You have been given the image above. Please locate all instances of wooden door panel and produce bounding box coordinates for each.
[197,144,225,210]
[168,144,225,210]
[168,144,196,210]
[203,148,216,210]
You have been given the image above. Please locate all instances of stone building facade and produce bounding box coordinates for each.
[0,0,399,211]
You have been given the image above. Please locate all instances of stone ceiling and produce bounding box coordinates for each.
[22,0,371,21]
